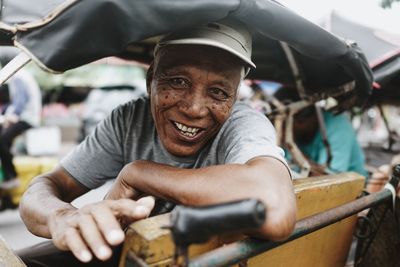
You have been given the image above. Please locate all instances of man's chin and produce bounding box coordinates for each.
[165,144,202,158]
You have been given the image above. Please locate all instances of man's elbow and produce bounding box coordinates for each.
[19,190,38,236]
[252,204,297,241]
[261,215,296,241]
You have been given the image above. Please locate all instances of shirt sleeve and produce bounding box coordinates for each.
[218,103,291,175]
[60,107,126,189]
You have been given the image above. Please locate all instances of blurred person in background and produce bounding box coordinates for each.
[273,87,368,177]
[0,59,42,189]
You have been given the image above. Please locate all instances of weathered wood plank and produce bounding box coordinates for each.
[120,172,365,267]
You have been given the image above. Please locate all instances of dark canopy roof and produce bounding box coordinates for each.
[0,0,373,107]
[367,52,400,106]
[319,11,400,106]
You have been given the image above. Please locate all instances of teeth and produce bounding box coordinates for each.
[183,132,195,137]
[174,122,200,137]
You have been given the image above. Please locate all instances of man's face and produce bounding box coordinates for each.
[293,111,318,144]
[148,45,243,157]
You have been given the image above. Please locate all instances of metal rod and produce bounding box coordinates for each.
[315,105,332,167]
[189,189,393,267]
[0,52,31,85]
[284,110,311,177]
[377,104,394,150]
[280,42,306,99]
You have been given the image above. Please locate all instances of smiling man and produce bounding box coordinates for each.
[18,19,296,267]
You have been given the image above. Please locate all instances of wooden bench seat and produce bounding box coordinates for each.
[119,172,365,267]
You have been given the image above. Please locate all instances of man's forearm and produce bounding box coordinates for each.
[118,157,297,240]
[122,161,263,204]
[19,177,76,237]
[19,167,88,238]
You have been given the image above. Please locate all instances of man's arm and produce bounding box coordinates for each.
[19,166,88,238]
[107,156,297,241]
[19,166,155,262]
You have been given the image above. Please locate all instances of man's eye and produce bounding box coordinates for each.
[169,78,190,89]
[209,88,229,100]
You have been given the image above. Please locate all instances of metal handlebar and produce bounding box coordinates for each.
[168,199,266,266]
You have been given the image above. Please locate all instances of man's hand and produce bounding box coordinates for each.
[47,197,155,262]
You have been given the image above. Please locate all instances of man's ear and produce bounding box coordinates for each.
[146,63,154,95]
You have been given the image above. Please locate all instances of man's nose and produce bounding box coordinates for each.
[178,92,209,118]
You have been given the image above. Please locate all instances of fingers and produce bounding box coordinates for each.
[84,198,155,256]
[136,196,156,211]
[64,228,92,263]
[104,197,155,228]
[135,196,156,216]
[50,198,156,263]
[91,205,125,246]
[106,198,154,218]
[79,215,112,261]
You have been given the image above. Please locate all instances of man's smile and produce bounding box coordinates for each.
[172,120,204,139]
[149,45,241,156]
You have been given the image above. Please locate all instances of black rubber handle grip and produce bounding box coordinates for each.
[170,199,266,246]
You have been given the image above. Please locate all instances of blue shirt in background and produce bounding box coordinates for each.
[298,111,368,177]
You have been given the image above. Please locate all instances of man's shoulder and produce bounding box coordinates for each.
[231,101,256,115]
[232,100,252,110]
[230,101,269,122]
[220,101,273,135]
[119,96,149,109]
[113,97,150,117]
[110,97,154,134]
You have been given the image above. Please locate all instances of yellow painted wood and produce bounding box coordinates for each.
[119,214,220,267]
[294,172,365,219]
[9,156,58,205]
[120,172,365,267]
[248,217,356,267]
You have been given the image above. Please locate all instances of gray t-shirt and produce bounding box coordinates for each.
[61,98,287,189]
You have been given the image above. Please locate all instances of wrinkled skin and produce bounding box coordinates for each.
[148,45,242,156]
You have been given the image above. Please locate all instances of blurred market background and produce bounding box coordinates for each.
[0,0,400,253]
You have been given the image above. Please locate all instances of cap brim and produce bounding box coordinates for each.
[158,38,256,69]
